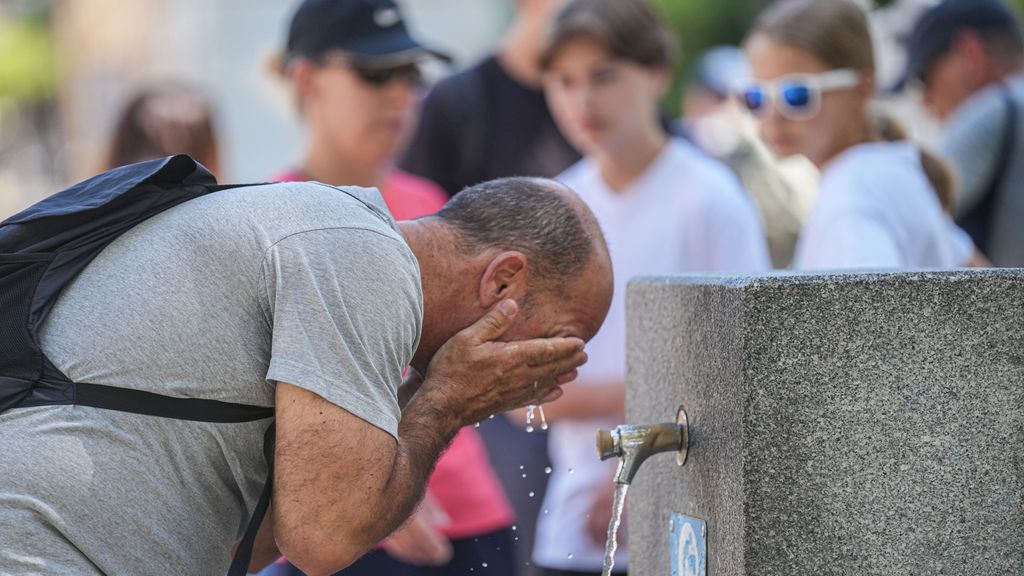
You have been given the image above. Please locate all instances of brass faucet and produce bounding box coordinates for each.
[596,406,689,485]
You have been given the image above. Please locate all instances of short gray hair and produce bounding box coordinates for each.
[435,177,601,291]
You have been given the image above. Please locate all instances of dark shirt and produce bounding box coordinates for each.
[400,56,581,196]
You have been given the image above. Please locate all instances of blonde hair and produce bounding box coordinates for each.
[752,0,874,71]
[751,0,955,212]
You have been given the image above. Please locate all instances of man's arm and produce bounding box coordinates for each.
[379,493,453,566]
[271,380,459,575]
[272,300,586,575]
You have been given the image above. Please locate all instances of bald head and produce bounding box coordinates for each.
[434,177,608,295]
[402,177,612,373]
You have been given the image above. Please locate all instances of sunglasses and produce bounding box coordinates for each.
[352,63,423,87]
[740,69,860,120]
[318,54,424,87]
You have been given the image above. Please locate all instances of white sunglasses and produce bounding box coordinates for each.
[740,69,861,120]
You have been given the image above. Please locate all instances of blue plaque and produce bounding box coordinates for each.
[670,513,706,576]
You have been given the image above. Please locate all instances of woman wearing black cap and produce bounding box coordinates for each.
[259,2,518,576]
[268,0,449,215]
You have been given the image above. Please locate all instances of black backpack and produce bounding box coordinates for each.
[0,155,273,575]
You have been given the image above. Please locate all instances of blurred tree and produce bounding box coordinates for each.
[650,0,770,116]
[0,11,56,103]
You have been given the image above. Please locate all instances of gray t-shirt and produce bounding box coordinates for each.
[939,73,1024,266]
[0,182,423,574]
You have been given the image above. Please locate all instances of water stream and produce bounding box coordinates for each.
[601,480,630,576]
[524,404,548,432]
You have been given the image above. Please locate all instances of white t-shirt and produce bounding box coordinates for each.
[794,141,969,270]
[533,139,770,571]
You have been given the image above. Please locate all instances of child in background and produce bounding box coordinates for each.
[742,0,977,269]
[529,1,770,574]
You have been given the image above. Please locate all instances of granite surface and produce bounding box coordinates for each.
[625,270,1024,576]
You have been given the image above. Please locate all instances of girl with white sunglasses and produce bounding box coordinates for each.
[743,0,979,269]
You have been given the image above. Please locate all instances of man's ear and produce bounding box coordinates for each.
[478,251,529,308]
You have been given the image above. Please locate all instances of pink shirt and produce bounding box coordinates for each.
[270,168,513,539]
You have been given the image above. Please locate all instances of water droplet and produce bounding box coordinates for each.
[529,491,535,498]
[525,425,535,433]
[567,553,574,559]
[488,414,495,419]
[522,473,527,478]
[519,465,525,470]
[544,466,552,474]
[511,525,517,531]
[482,562,488,568]
[474,422,480,428]
[568,468,574,474]
[543,508,548,514]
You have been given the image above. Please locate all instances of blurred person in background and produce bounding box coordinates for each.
[398,1,580,571]
[105,83,221,177]
[899,0,1024,266]
[528,1,770,574]
[675,46,818,268]
[743,0,978,270]
[399,0,579,197]
[262,1,516,574]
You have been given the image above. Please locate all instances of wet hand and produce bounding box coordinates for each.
[422,299,587,425]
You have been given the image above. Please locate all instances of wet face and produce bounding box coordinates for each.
[543,37,666,156]
[300,56,420,168]
[744,33,870,167]
[500,257,613,353]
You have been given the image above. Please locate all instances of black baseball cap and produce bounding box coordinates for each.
[894,0,1021,89]
[285,0,451,66]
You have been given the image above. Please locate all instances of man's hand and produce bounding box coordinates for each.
[419,299,587,426]
[381,493,453,566]
[272,300,586,575]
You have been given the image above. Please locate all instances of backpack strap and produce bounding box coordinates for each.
[957,84,1017,251]
[228,423,276,576]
